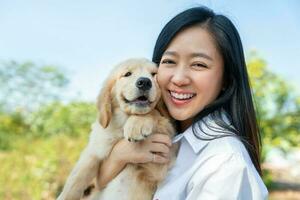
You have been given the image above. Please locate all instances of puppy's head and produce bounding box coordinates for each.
[97,58,161,128]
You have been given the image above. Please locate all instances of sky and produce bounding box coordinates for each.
[1,0,299,102]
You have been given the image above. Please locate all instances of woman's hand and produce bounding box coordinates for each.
[112,134,172,165]
[97,134,172,189]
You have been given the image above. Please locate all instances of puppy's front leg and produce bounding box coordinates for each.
[57,148,100,200]
[124,115,155,142]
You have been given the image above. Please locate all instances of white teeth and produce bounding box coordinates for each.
[170,91,194,100]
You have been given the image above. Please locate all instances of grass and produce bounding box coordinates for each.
[0,134,87,200]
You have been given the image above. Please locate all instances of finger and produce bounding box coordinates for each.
[150,134,172,147]
[149,143,170,154]
[156,152,170,159]
[152,153,169,164]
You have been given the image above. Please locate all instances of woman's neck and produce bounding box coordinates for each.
[179,118,193,132]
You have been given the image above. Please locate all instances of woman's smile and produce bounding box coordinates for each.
[168,90,196,106]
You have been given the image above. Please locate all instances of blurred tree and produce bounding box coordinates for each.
[0,61,69,113]
[247,51,300,156]
[28,101,96,138]
[0,61,69,150]
[0,109,29,150]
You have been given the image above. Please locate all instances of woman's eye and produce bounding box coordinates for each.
[124,72,132,77]
[193,63,207,68]
[161,59,175,64]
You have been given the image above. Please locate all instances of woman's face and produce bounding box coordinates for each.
[157,25,224,129]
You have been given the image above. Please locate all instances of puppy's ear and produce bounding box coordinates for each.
[154,74,170,118]
[156,99,170,118]
[97,77,114,128]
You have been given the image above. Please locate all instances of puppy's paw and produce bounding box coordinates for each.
[140,121,153,138]
[124,123,145,142]
[124,117,154,142]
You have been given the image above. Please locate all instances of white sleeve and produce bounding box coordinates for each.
[185,153,268,200]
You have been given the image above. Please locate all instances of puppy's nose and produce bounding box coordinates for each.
[136,77,152,91]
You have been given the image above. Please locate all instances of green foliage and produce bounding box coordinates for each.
[262,169,277,189]
[247,52,300,153]
[0,101,96,150]
[0,134,87,200]
[0,60,75,150]
[28,101,97,138]
[0,101,96,198]
[0,110,29,150]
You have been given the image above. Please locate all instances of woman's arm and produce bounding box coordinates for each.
[96,151,126,189]
[96,134,172,189]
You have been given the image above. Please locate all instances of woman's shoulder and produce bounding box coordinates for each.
[186,137,268,199]
[206,135,248,156]
[188,136,268,197]
[197,135,253,169]
[192,111,250,162]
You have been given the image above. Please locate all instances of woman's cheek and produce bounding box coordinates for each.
[157,67,166,88]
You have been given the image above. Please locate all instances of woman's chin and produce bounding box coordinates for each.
[169,111,189,121]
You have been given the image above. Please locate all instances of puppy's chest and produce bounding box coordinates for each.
[111,109,129,128]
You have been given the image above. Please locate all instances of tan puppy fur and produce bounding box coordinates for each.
[57,58,177,200]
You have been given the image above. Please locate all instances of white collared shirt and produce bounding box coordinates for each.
[153,114,268,200]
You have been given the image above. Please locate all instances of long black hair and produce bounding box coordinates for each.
[152,6,262,175]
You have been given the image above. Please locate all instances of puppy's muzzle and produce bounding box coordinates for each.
[136,77,152,91]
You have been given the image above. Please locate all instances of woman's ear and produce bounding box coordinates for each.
[97,77,115,128]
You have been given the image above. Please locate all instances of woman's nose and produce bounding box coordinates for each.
[170,66,190,86]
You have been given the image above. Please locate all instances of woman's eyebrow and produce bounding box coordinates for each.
[191,52,213,61]
[163,51,213,61]
[163,51,177,56]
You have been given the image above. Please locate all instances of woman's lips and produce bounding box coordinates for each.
[168,90,195,106]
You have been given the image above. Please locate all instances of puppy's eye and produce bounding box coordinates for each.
[151,72,157,76]
[124,72,132,77]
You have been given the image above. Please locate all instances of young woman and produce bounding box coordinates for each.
[97,6,268,199]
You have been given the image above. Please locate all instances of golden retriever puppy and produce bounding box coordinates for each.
[57,58,177,200]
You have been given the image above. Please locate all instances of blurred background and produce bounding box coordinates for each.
[0,0,299,199]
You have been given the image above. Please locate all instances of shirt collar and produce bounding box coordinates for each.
[172,111,232,154]
[183,126,209,154]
